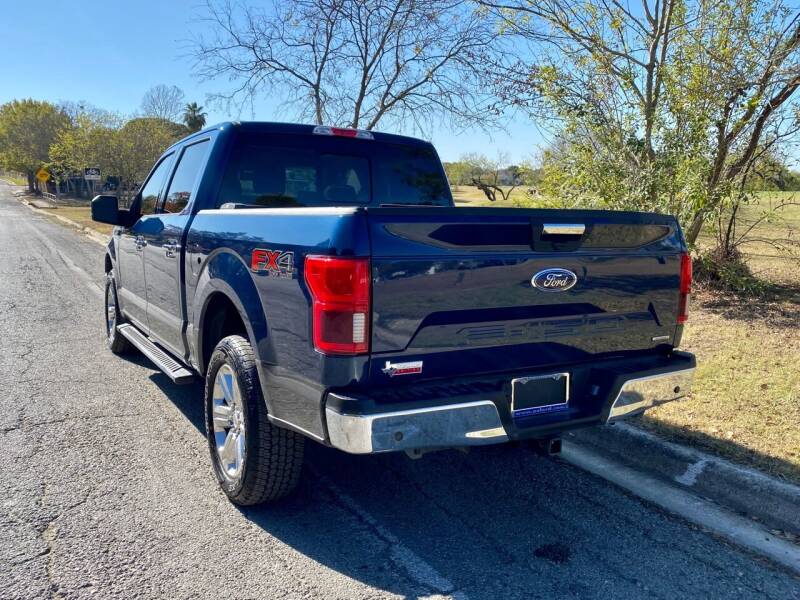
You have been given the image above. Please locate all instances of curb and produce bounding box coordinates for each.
[568,422,800,540]
[21,200,108,247]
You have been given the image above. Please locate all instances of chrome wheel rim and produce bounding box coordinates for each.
[106,281,116,337]
[212,364,246,482]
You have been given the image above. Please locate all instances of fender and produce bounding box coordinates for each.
[190,249,273,377]
[105,237,117,267]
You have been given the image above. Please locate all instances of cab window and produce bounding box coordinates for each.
[139,154,174,216]
[162,140,210,214]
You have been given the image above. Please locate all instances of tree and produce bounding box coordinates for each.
[48,111,122,196]
[183,102,208,132]
[58,100,110,124]
[140,85,186,122]
[0,99,69,192]
[443,161,470,190]
[116,117,185,196]
[192,0,504,132]
[462,151,526,202]
[482,0,800,245]
[49,114,183,202]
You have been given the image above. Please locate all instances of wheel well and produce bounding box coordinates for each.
[201,293,248,373]
[105,254,112,273]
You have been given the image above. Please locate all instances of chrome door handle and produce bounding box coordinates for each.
[135,236,147,250]
[542,223,586,236]
[164,241,180,258]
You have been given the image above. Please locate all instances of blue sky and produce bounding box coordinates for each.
[0,0,545,164]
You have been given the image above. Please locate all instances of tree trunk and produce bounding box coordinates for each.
[27,171,35,193]
[685,212,705,246]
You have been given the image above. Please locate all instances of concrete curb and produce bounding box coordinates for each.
[569,422,800,540]
[20,200,108,247]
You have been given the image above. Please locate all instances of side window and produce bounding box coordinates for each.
[139,154,174,216]
[162,140,210,214]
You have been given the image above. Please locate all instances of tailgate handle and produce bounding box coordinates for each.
[542,223,585,236]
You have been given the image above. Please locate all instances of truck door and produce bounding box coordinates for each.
[142,139,211,358]
[116,153,174,332]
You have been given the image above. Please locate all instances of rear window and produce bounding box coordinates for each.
[217,133,451,208]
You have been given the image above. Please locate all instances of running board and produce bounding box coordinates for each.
[116,323,195,384]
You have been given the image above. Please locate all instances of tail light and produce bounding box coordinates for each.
[677,252,692,324]
[304,256,370,355]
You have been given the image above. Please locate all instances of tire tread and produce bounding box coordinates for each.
[206,335,304,505]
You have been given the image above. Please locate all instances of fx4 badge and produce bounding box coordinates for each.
[252,249,295,279]
[382,360,423,377]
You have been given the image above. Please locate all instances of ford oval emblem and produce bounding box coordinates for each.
[531,268,578,292]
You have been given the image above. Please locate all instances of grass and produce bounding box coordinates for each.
[457,186,800,483]
[642,192,800,482]
[38,187,800,482]
[1,174,27,186]
[639,289,800,482]
[451,184,532,207]
[38,205,114,236]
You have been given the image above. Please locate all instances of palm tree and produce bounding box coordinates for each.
[183,102,207,132]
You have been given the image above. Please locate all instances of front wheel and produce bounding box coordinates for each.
[204,335,305,505]
[105,270,132,354]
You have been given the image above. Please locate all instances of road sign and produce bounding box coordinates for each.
[35,168,50,183]
[84,167,101,181]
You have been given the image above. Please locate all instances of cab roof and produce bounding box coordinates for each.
[169,121,434,152]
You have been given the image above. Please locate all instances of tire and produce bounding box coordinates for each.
[204,335,305,505]
[105,270,132,354]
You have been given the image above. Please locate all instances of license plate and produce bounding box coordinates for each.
[511,373,569,418]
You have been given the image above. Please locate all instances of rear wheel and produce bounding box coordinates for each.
[105,270,132,354]
[204,335,304,505]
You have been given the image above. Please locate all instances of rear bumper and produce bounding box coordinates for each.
[324,351,695,454]
[606,368,694,422]
[326,400,508,454]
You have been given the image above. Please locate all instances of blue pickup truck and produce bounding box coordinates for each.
[92,122,695,505]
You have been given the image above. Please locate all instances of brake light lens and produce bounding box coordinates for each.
[304,256,370,355]
[312,125,374,140]
[678,252,692,324]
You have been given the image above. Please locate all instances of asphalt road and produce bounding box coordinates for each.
[1,181,798,600]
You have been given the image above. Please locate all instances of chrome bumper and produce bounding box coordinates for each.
[325,400,508,454]
[605,367,695,422]
[325,365,695,454]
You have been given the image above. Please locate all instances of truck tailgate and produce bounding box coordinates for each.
[366,207,684,383]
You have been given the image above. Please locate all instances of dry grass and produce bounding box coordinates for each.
[39,205,113,236]
[640,291,800,482]
[641,193,800,482]
[451,185,532,207]
[1,174,27,186]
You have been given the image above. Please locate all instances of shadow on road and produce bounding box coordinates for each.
[142,364,795,599]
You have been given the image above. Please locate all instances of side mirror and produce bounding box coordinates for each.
[91,195,135,227]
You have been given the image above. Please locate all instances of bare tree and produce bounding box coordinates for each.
[192,0,505,132]
[140,85,187,122]
[463,152,523,202]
